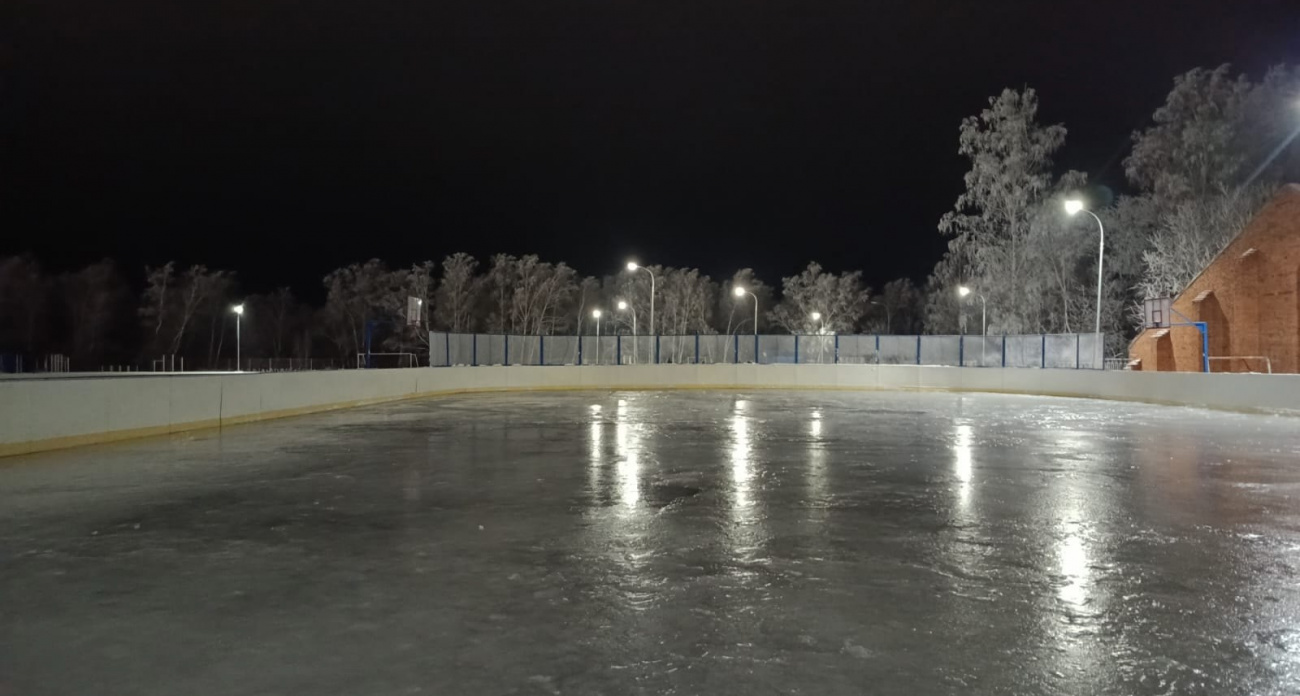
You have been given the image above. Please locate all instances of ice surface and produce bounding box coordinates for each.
[2,390,1300,695]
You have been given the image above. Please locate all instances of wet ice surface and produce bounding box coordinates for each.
[3,391,1300,695]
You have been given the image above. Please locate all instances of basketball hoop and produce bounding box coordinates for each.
[1143,297,1172,329]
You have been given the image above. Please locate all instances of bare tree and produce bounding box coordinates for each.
[58,259,130,365]
[321,259,398,359]
[0,255,50,356]
[868,278,922,334]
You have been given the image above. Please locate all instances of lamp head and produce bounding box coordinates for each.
[733,286,746,298]
[1064,199,1085,216]
[592,309,602,319]
[626,261,638,271]
[811,311,821,321]
[232,304,244,315]
[617,301,628,310]
[957,286,971,298]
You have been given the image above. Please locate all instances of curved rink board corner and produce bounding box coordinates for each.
[2,389,1300,694]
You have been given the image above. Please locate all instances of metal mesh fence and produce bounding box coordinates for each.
[659,335,696,364]
[800,335,839,364]
[699,335,732,364]
[961,336,1001,368]
[920,336,960,366]
[1044,334,1078,369]
[543,336,579,365]
[1004,335,1044,368]
[879,335,918,364]
[428,331,1106,368]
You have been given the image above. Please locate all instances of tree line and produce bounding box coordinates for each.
[0,253,924,369]
[3,62,1295,369]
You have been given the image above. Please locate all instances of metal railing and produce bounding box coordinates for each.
[428,332,1107,370]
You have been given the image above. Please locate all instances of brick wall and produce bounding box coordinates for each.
[1129,184,1300,374]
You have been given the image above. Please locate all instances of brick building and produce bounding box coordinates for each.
[1129,184,1300,374]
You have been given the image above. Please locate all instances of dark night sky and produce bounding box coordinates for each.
[3,0,1298,299]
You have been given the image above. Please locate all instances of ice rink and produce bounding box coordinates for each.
[2,390,1299,695]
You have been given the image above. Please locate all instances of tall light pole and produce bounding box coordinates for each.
[733,286,758,335]
[811,311,824,334]
[617,300,636,363]
[1065,198,1105,336]
[592,309,602,365]
[957,286,985,336]
[626,262,655,338]
[231,303,245,371]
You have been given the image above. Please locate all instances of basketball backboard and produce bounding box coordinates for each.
[1143,297,1172,328]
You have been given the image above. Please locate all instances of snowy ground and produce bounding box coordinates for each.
[2,390,1299,695]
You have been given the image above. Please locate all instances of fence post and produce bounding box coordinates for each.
[1001,335,1006,368]
[655,335,660,364]
[916,335,922,365]
[794,335,800,364]
[578,334,583,366]
[734,334,739,364]
[445,332,451,367]
[617,334,622,365]
[959,335,965,367]
[505,334,510,366]
[874,334,879,365]
[472,334,478,366]
[754,334,760,364]
[695,334,700,364]
[1040,334,1046,369]
[1075,333,1080,369]
[835,334,841,364]
[539,335,545,366]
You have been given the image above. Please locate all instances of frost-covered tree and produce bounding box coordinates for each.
[483,254,518,333]
[1126,64,1300,207]
[657,268,717,336]
[931,88,1080,334]
[433,253,479,332]
[1137,185,1274,300]
[769,262,869,334]
[1124,64,1300,304]
[509,255,578,336]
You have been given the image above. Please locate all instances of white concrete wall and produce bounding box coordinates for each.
[3,366,1297,456]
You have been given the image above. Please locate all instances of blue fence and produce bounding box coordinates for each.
[429,332,1106,369]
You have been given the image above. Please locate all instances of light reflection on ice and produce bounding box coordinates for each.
[1057,529,1090,609]
[953,422,973,513]
[615,412,640,510]
[731,406,752,511]
[807,409,827,507]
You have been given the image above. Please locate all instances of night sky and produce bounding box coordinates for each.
[4,0,1298,299]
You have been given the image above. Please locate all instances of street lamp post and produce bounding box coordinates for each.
[592,309,602,365]
[626,262,656,339]
[810,311,824,334]
[232,303,245,371]
[733,286,758,362]
[617,300,636,364]
[957,286,986,336]
[1065,199,1105,337]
